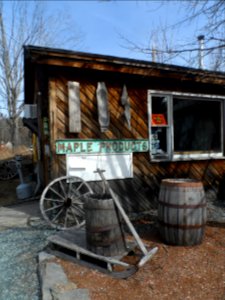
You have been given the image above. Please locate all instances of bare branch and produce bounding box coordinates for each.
[0,0,83,145]
[122,0,225,71]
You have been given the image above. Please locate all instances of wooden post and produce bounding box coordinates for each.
[49,79,59,179]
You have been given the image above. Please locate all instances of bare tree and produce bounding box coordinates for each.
[183,0,225,71]
[0,1,83,146]
[121,0,225,71]
[120,26,196,66]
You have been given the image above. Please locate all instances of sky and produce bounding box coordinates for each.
[0,1,208,116]
[43,0,204,64]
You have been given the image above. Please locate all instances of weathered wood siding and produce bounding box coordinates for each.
[47,70,225,213]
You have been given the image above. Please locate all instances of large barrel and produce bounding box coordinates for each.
[158,179,207,246]
[84,194,127,256]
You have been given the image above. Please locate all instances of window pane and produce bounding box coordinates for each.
[152,96,168,125]
[151,127,168,156]
[173,98,221,152]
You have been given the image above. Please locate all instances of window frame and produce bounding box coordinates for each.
[147,90,225,161]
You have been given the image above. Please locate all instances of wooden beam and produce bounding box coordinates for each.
[32,57,225,87]
[49,79,59,178]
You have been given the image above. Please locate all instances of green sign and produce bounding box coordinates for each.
[56,139,149,155]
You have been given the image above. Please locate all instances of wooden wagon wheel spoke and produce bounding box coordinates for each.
[71,204,84,216]
[44,203,64,212]
[70,183,85,196]
[44,197,64,203]
[72,199,83,205]
[75,191,91,200]
[52,207,65,223]
[49,187,65,200]
[40,176,93,230]
[67,181,73,198]
[69,207,84,227]
[68,207,78,221]
[75,181,85,192]
[64,210,69,228]
[59,180,67,198]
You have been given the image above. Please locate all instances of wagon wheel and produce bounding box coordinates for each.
[0,160,17,180]
[40,176,93,230]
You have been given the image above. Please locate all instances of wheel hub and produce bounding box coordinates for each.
[64,197,72,208]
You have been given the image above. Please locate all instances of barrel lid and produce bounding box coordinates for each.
[161,178,203,187]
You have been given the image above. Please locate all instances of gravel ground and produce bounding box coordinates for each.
[0,224,55,300]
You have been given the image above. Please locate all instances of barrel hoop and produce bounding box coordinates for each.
[85,207,116,211]
[158,220,205,230]
[88,235,124,247]
[161,179,203,188]
[88,224,120,232]
[158,200,206,209]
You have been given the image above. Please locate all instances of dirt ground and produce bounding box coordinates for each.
[53,220,225,300]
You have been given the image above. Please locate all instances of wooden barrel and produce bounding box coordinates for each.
[158,179,207,246]
[84,194,127,256]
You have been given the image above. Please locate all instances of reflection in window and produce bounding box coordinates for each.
[152,96,168,124]
[151,127,168,155]
[173,98,221,152]
[151,96,169,159]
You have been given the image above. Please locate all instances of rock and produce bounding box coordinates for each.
[0,207,28,230]
[38,251,56,264]
[51,288,90,300]
[39,262,68,300]
[38,252,90,300]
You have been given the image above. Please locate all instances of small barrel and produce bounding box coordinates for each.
[84,194,126,256]
[158,179,207,246]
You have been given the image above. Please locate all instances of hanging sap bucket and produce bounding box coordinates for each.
[158,179,207,246]
[84,194,127,257]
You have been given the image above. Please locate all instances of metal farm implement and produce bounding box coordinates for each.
[40,169,158,278]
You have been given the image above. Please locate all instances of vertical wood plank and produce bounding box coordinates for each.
[96,82,110,132]
[68,81,81,132]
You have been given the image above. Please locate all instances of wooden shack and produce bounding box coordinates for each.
[23,45,225,213]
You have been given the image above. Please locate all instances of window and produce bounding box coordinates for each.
[148,91,225,161]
